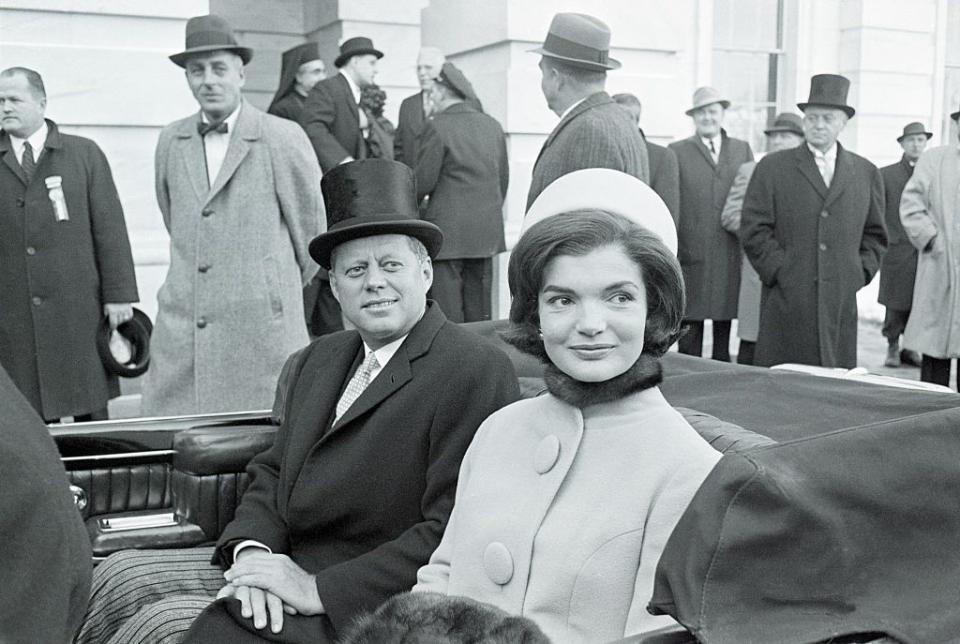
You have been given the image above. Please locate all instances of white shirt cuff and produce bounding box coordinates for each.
[233,540,272,563]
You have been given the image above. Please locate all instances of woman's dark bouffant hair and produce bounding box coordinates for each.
[504,209,685,359]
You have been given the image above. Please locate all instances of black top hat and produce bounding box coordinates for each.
[269,42,323,113]
[763,112,804,137]
[97,308,153,378]
[529,12,620,71]
[334,37,384,68]
[897,121,933,142]
[797,73,855,118]
[435,62,480,104]
[169,15,253,68]
[309,160,443,270]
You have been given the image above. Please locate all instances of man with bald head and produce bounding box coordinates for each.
[394,47,445,167]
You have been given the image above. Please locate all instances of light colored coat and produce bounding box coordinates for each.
[414,387,721,643]
[900,144,960,358]
[142,100,324,416]
[721,160,761,341]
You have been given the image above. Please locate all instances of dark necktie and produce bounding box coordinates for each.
[21,141,36,182]
[198,121,229,136]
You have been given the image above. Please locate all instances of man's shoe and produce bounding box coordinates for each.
[885,344,901,368]
[900,349,922,367]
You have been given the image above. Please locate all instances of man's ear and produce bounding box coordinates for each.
[421,257,433,291]
[328,272,342,304]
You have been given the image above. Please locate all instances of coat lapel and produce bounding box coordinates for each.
[175,117,209,203]
[692,135,716,168]
[534,92,609,166]
[823,143,853,210]
[795,145,828,200]
[0,134,26,185]
[206,100,258,203]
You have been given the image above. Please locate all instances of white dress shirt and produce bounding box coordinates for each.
[9,121,48,165]
[340,69,369,131]
[201,104,242,188]
[808,142,837,187]
[701,134,721,163]
[558,97,587,121]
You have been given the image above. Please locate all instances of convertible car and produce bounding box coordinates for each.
[48,320,960,643]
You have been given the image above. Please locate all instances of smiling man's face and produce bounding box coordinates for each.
[184,50,245,121]
[329,234,432,349]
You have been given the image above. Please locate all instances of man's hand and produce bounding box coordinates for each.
[224,552,325,617]
[103,303,134,329]
[217,583,295,634]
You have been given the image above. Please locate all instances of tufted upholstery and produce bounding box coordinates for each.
[67,464,171,520]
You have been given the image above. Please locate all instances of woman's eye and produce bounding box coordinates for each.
[547,296,572,306]
[611,293,634,304]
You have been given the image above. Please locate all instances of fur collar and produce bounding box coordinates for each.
[543,352,663,409]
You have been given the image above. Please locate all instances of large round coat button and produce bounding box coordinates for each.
[196,317,207,329]
[534,435,561,474]
[483,542,514,585]
[201,208,213,218]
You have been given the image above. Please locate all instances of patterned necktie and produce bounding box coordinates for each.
[21,141,36,182]
[198,120,229,136]
[708,138,718,163]
[335,352,380,420]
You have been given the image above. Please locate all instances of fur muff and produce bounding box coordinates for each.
[339,591,552,644]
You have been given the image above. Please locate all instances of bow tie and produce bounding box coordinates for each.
[198,120,229,136]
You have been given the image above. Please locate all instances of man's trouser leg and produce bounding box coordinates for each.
[711,320,732,362]
[920,355,951,387]
[429,259,465,323]
[678,320,704,356]
[461,258,493,323]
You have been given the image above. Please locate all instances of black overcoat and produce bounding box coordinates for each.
[878,155,917,310]
[394,91,427,167]
[645,135,680,221]
[415,102,508,259]
[669,131,754,320]
[0,121,138,420]
[741,143,888,368]
[267,91,307,124]
[300,74,365,173]
[195,303,519,642]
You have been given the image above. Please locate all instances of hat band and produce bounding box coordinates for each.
[542,32,609,66]
[185,30,240,50]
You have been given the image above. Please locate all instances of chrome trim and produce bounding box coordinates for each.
[69,484,88,511]
[61,449,176,463]
[98,512,177,532]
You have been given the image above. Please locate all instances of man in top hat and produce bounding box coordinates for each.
[669,87,754,362]
[76,161,519,644]
[141,14,324,416]
[415,62,508,323]
[741,74,887,369]
[526,12,649,210]
[267,42,326,123]
[899,112,960,387]
[720,113,805,365]
[878,121,931,367]
[0,66,139,422]
[612,92,680,219]
[394,47,445,167]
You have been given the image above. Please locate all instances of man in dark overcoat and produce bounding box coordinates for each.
[76,160,519,644]
[394,47,445,167]
[878,122,930,367]
[741,74,888,368]
[415,63,508,322]
[526,12,649,210]
[670,86,754,362]
[0,66,138,422]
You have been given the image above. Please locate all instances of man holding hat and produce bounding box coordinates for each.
[394,47,446,167]
[267,42,326,123]
[878,121,931,367]
[741,73,887,369]
[142,15,324,416]
[415,62,508,322]
[77,161,519,644]
[720,112,805,365]
[526,12,649,210]
[670,86,754,362]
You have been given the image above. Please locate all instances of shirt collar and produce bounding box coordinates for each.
[340,69,362,104]
[201,103,242,130]
[10,120,48,158]
[700,133,721,148]
[362,334,408,370]
[807,141,837,161]
[559,97,587,121]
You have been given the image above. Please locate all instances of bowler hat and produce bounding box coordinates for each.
[897,121,933,142]
[685,87,731,116]
[334,37,384,68]
[97,308,153,378]
[309,160,443,270]
[797,73,855,118]
[951,106,960,122]
[529,13,621,71]
[763,112,804,137]
[169,15,253,68]
[435,62,480,104]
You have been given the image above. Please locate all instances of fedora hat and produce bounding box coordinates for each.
[97,308,152,378]
[309,159,443,270]
[169,14,253,68]
[763,112,804,137]
[529,12,621,71]
[897,121,933,142]
[797,73,855,118]
[524,168,678,255]
[685,87,731,116]
[334,37,384,68]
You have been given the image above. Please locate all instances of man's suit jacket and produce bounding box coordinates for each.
[199,303,520,641]
[526,91,650,210]
[300,73,366,172]
[0,120,138,420]
[878,155,917,310]
[415,102,508,259]
[641,130,680,221]
[394,91,428,167]
[669,132,754,320]
[741,143,887,368]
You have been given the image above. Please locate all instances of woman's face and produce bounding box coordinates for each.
[538,245,648,383]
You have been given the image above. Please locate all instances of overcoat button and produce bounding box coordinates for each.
[821,211,828,218]
[197,317,207,329]
[16,198,25,207]
[32,296,42,306]
[534,435,561,474]
[483,542,514,585]
[198,263,210,273]
[201,208,213,217]
[819,243,827,251]
[26,247,36,256]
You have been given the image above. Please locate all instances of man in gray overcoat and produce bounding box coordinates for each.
[142,15,324,416]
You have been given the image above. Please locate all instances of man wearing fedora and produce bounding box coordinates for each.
[670,87,754,362]
[141,15,323,417]
[77,160,519,644]
[415,62,508,323]
[394,47,445,168]
[268,42,326,124]
[741,74,887,369]
[899,111,960,387]
[720,112,805,365]
[0,66,139,422]
[878,122,930,368]
[526,12,649,210]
